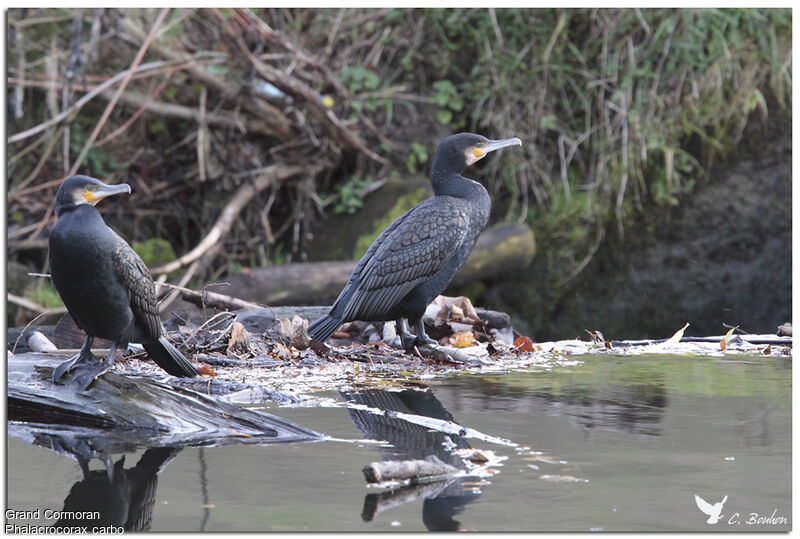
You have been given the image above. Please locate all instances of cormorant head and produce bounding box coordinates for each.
[54,175,131,216]
[432,133,522,176]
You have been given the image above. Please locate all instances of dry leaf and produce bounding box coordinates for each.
[513,336,534,352]
[464,450,489,464]
[273,342,293,360]
[723,325,739,345]
[449,330,476,348]
[278,316,311,349]
[432,295,481,323]
[665,322,690,346]
[227,321,252,354]
[197,365,216,377]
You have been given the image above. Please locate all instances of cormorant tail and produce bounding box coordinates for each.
[143,337,198,377]
[308,315,342,343]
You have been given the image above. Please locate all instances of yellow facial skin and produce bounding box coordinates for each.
[82,189,101,204]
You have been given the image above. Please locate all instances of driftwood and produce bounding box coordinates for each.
[7,353,321,446]
[224,223,535,305]
[178,286,263,311]
[363,456,459,485]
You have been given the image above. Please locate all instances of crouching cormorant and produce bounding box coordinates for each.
[49,175,198,389]
[309,133,522,348]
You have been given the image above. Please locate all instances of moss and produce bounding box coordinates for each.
[353,188,430,260]
[132,238,177,267]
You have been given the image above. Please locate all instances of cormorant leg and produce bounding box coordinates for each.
[411,318,438,346]
[73,341,119,390]
[52,335,96,383]
[396,318,419,351]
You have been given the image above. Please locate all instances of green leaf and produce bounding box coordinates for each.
[539,115,557,130]
[437,109,453,124]
[149,120,167,135]
[364,71,380,90]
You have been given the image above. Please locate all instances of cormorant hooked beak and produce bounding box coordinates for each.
[473,137,522,159]
[467,136,522,165]
[81,182,131,205]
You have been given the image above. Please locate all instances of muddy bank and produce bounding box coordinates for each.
[497,114,791,340]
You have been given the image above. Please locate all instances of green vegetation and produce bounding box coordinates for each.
[323,174,373,215]
[132,238,177,267]
[27,281,63,309]
[406,142,429,174]
[6,8,791,326]
[370,8,791,280]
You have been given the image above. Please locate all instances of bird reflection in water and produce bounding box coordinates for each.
[27,432,182,532]
[341,388,484,531]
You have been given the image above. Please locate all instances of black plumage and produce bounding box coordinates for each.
[309,133,521,348]
[49,175,198,389]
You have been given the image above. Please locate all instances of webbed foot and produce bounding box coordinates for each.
[72,362,112,390]
[412,319,438,346]
[394,319,438,351]
[53,336,97,384]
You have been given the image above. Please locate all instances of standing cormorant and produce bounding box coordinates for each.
[309,133,521,348]
[49,175,198,389]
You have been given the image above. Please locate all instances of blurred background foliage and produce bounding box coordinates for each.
[7,8,792,329]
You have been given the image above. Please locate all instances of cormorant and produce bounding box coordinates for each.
[49,175,198,389]
[309,133,521,348]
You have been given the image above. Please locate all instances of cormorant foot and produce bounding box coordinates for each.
[396,332,437,352]
[411,320,439,347]
[399,332,420,352]
[414,334,439,347]
[72,362,112,390]
[52,349,98,384]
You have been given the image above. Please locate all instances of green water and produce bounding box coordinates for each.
[6,354,791,531]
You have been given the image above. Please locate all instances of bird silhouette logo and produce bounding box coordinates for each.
[695,494,728,524]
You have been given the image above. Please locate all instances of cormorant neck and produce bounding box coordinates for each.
[431,170,470,197]
[56,204,74,218]
[56,203,95,218]
[430,144,468,194]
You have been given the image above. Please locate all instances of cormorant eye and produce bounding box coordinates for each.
[475,142,482,148]
[85,185,95,192]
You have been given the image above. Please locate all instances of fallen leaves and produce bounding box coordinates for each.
[449,331,476,348]
[431,295,482,325]
[227,321,253,355]
[720,325,739,351]
[278,316,311,349]
[197,365,216,377]
[665,322,690,346]
[513,336,534,352]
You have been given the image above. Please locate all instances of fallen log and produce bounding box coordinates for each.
[223,223,535,306]
[363,456,460,485]
[7,353,321,447]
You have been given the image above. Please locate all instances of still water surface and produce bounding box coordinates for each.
[6,353,791,531]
